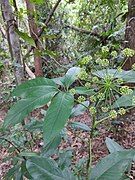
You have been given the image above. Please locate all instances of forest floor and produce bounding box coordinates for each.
[0,105,135,179]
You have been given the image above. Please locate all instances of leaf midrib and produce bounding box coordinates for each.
[28,160,64,180]
[49,92,66,138]
[94,157,132,179]
[5,91,57,126]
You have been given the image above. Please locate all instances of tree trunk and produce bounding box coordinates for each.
[1,0,24,84]
[25,0,43,77]
[123,0,135,70]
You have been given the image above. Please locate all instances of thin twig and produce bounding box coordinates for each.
[23,0,62,61]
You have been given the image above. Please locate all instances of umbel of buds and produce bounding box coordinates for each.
[79,55,92,65]
[78,70,88,80]
[118,108,126,115]
[120,86,133,95]
[122,48,135,58]
[78,96,86,103]
[89,106,97,114]
[109,110,117,119]
[69,88,76,95]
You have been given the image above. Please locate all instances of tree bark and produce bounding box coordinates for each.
[23,0,62,65]
[123,0,135,70]
[1,0,24,84]
[25,0,43,77]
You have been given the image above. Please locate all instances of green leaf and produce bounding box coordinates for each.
[69,121,90,131]
[26,156,65,180]
[53,77,65,86]
[62,67,81,88]
[62,168,76,180]
[58,150,73,170]
[113,94,134,108]
[21,161,32,179]
[75,87,94,95]
[105,137,124,153]
[93,69,117,79]
[19,152,38,157]
[43,49,58,59]
[43,92,74,143]
[70,101,89,118]
[4,165,20,179]
[91,150,135,180]
[30,0,44,4]
[93,69,135,83]
[3,90,58,128]
[24,119,43,131]
[16,29,36,47]
[53,67,81,88]
[42,134,61,157]
[12,77,57,98]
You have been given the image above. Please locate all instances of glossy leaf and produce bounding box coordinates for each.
[19,152,38,157]
[93,69,135,83]
[70,101,89,118]
[105,137,124,153]
[62,67,81,88]
[43,92,74,143]
[26,156,65,180]
[42,134,61,157]
[113,94,134,108]
[75,87,94,95]
[69,122,90,131]
[53,67,81,88]
[91,150,135,180]
[12,77,57,98]
[3,90,57,128]
[58,150,73,170]
[53,77,65,86]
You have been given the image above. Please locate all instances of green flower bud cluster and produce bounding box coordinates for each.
[79,56,92,66]
[109,110,117,119]
[97,92,105,101]
[95,58,101,64]
[111,51,118,58]
[132,63,135,70]
[85,82,91,89]
[118,108,126,115]
[90,95,96,102]
[96,58,109,67]
[120,86,133,95]
[101,107,109,113]
[69,88,76,95]
[92,76,99,83]
[116,78,124,84]
[101,46,109,53]
[100,59,109,67]
[89,106,97,114]
[132,95,135,106]
[78,70,88,80]
[78,96,86,103]
[122,48,135,58]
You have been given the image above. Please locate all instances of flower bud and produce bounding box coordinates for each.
[78,96,86,103]
[109,110,117,119]
[118,108,126,115]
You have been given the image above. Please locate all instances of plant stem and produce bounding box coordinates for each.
[86,115,96,180]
